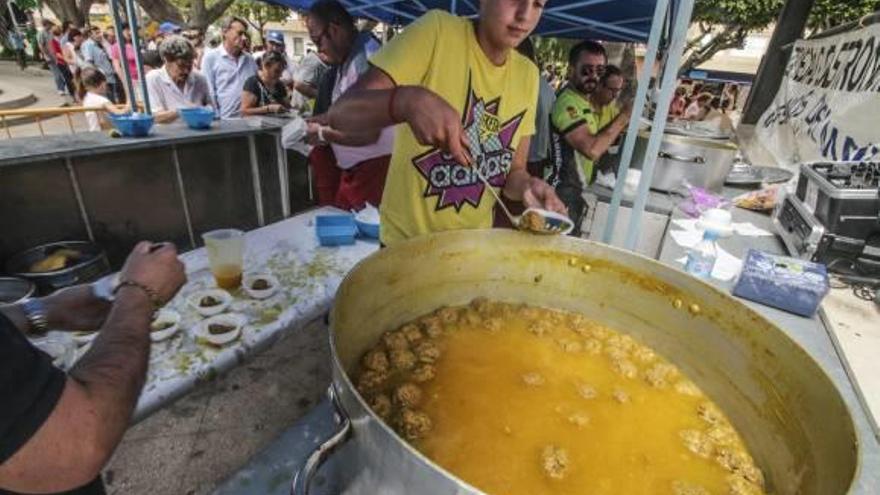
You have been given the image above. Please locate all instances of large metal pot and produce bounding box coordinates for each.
[629,130,738,192]
[6,241,111,295]
[293,230,861,494]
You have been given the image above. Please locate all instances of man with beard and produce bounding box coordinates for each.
[549,41,630,235]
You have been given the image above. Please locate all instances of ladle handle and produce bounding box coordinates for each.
[473,165,517,225]
[290,386,352,495]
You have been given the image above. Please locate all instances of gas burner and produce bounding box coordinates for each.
[810,162,880,190]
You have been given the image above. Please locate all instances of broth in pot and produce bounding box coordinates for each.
[355,298,766,495]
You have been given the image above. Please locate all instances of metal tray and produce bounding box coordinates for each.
[726,165,794,186]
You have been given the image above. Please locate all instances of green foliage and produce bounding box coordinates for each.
[532,36,577,68]
[228,0,289,41]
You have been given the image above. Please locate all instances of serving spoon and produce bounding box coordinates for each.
[471,166,574,236]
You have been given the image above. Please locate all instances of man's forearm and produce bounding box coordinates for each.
[68,287,152,452]
[323,127,381,147]
[502,168,532,201]
[329,88,397,133]
[587,115,628,161]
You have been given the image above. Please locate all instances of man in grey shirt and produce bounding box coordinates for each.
[82,25,123,103]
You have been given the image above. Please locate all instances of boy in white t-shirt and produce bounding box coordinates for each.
[81,68,127,131]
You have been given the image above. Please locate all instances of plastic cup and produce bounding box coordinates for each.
[202,229,245,289]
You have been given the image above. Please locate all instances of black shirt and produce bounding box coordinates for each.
[0,314,104,495]
[242,74,289,109]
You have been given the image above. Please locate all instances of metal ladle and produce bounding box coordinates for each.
[471,165,574,236]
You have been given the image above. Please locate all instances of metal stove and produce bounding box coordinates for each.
[773,162,880,275]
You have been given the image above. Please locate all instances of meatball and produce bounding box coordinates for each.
[671,480,710,495]
[382,330,410,351]
[400,324,424,344]
[411,364,437,383]
[680,429,714,458]
[415,341,441,364]
[567,412,590,428]
[393,382,423,408]
[462,309,483,326]
[632,345,657,363]
[396,408,433,441]
[529,320,552,337]
[697,402,724,426]
[727,474,764,495]
[541,445,570,480]
[606,334,637,352]
[361,348,390,373]
[369,394,393,421]
[576,383,598,400]
[715,448,764,486]
[644,363,679,388]
[522,372,546,386]
[470,296,492,315]
[484,317,502,333]
[706,425,738,448]
[605,345,629,362]
[418,315,444,337]
[611,357,638,379]
[389,348,417,371]
[674,379,703,397]
[357,370,389,395]
[435,306,459,324]
[612,388,630,404]
[582,338,602,355]
[589,324,612,340]
[520,306,543,321]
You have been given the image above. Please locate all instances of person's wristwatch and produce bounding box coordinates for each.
[21,298,50,334]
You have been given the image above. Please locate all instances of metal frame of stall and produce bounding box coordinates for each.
[107,0,152,116]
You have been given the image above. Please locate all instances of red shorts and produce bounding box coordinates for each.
[308,146,390,211]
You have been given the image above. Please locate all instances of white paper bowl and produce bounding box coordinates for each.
[196,312,246,346]
[187,289,232,317]
[242,274,279,299]
[150,309,181,342]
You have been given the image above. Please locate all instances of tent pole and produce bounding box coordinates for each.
[622,0,697,251]
[123,0,152,115]
[107,0,137,111]
[601,0,669,245]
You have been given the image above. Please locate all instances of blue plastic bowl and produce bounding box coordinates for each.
[108,113,154,137]
[316,215,357,246]
[355,219,380,239]
[179,107,215,129]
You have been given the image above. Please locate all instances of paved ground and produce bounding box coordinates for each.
[103,318,332,495]
[0,60,90,139]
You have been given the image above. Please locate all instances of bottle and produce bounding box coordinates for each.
[684,230,720,279]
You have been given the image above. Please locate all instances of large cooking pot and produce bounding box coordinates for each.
[6,241,111,295]
[629,129,739,192]
[293,230,861,494]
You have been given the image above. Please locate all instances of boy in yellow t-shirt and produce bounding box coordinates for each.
[326,1,566,246]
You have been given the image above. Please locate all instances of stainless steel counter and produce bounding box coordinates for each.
[0,119,298,269]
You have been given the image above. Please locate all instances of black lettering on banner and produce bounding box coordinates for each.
[849,37,875,92]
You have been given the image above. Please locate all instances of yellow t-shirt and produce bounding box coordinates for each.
[370,10,538,246]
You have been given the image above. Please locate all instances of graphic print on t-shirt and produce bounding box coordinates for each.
[412,74,525,212]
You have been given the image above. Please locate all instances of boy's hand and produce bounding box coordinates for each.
[397,86,472,167]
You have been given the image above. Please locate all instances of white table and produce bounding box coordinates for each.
[75,207,377,422]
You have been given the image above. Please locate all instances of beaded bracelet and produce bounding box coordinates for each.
[114,280,162,313]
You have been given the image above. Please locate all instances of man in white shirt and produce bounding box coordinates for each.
[201,17,258,119]
[146,36,211,123]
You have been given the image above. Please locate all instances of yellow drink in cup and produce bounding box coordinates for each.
[202,229,245,289]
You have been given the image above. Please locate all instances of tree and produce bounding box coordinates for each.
[228,0,288,44]
[681,0,880,72]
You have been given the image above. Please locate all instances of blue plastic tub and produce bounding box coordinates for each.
[179,107,215,129]
[108,113,154,137]
[316,215,357,246]
[355,218,380,239]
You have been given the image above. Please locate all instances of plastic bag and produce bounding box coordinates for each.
[676,181,729,218]
[733,185,781,212]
